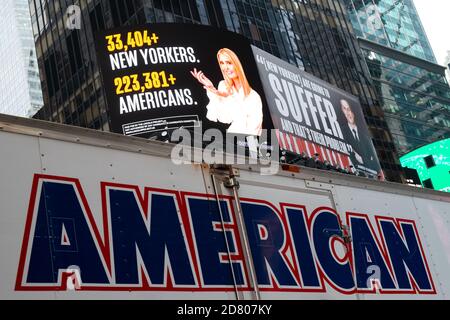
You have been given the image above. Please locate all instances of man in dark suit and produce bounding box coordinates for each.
[340,99,378,173]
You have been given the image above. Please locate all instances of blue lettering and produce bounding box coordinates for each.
[242,202,297,287]
[312,210,354,291]
[349,216,396,290]
[379,220,433,291]
[27,181,109,284]
[188,198,244,286]
[109,188,195,285]
[285,207,321,288]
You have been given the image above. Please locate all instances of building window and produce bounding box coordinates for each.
[422,178,434,189]
[424,155,435,168]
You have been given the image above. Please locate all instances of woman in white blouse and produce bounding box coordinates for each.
[191,48,263,136]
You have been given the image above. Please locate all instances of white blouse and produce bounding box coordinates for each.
[206,81,263,136]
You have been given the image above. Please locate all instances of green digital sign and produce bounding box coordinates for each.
[400,139,450,192]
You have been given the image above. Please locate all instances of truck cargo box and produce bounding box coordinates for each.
[1,114,449,300]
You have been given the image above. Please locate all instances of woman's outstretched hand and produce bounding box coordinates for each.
[190,68,214,88]
[190,68,228,97]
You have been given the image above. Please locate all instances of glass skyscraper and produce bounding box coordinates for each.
[28,0,402,182]
[0,0,43,117]
[343,0,450,156]
[344,0,435,63]
[361,40,450,154]
[445,51,450,84]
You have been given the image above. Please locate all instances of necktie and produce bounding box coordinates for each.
[353,128,359,141]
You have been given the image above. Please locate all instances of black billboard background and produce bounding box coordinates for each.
[251,46,381,176]
[94,24,273,145]
[95,23,380,175]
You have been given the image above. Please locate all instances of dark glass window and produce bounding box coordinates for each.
[66,31,82,74]
[90,3,105,32]
[424,155,436,168]
[423,178,434,189]
[44,53,59,97]
[109,0,121,26]
[205,0,226,28]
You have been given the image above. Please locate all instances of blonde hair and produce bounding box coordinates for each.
[217,48,252,97]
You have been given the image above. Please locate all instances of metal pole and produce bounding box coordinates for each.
[211,174,241,300]
[227,178,261,300]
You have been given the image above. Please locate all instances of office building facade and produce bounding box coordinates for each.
[28,0,402,181]
[343,0,450,155]
[361,40,450,155]
[445,51,450,84]
[344,0,435,63]
[0,0,43,117]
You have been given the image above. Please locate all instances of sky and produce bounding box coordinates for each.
[413,0,450,65]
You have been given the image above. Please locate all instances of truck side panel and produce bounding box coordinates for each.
[0,119,449,299]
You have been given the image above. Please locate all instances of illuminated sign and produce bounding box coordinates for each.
[400,139,450,192]
[95,24,381,176]
[94,24,271,140]
[252,46,381,176]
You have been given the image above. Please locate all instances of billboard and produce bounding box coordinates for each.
[95,23,380,175]
[400,138,450,192]
[94,24,272,142]
[252,46,381,176]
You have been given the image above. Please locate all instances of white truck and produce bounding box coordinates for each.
[0,113,449,300]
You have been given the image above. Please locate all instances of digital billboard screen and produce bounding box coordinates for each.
[95,23,381,176]
[252,46,381,176]
[94,23,272,143]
